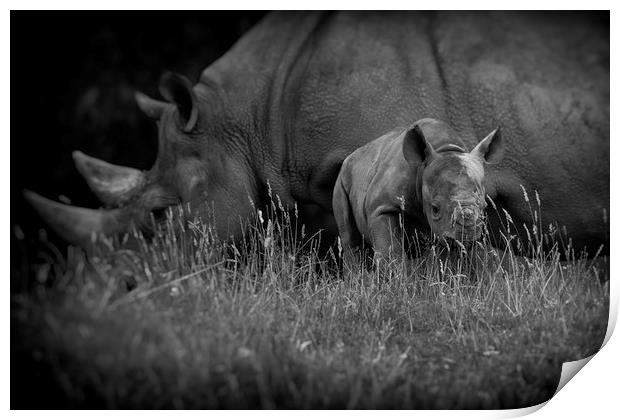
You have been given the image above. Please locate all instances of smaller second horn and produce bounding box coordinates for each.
[73,151,145,207]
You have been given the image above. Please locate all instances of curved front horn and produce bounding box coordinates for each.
[23,190,126,248]
[135,91,167,120]
[73,151,145,207]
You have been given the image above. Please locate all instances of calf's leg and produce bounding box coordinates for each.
[332,179,364,270]
[369,213,406,274]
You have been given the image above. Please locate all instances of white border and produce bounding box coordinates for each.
[3,1,617,10]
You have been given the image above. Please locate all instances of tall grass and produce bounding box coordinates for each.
[11,189,609,408]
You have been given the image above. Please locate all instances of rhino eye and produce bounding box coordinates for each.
[431,203,441,219]
[150,207,169,223]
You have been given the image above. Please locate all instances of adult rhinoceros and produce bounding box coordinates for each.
[25,11,609,255]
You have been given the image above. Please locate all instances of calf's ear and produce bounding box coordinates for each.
[471,127,504,164]
[403,124,438,165]
[159,71,198,132]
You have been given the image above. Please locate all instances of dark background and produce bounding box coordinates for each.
[11,11,267,284]
[11,11,266,233]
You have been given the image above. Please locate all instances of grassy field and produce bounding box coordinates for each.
[11,196,609,409]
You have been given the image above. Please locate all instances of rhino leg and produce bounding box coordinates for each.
[368,213,406,274]
[332,179,364,271]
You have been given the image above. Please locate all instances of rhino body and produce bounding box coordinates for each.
[333,118,503,265]
[27,11,609,255]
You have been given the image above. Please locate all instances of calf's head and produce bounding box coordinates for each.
[403,121,504,243]
[25,72,258,247]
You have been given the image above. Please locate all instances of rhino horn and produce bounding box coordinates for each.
[135,91,167,120]
[73,151,145,207]
[23,190,125,248]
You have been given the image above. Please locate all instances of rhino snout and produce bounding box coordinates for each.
[451,205,481,228]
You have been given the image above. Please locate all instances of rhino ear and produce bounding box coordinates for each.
[403,124,438,165]
[471,127,504,164]
[159,71,198,132]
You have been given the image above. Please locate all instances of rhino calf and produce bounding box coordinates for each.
[332,118,504,268]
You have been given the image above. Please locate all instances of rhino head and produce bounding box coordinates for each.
[402,120,504,243]
[24,72,259,247]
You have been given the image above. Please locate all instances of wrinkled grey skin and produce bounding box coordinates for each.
[26,12,609,256]
[333,118,503,265]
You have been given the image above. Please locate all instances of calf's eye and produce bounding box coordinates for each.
[150,207,169,223]
[431,204,441,218]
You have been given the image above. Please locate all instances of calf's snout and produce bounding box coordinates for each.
[452,205,480,228]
